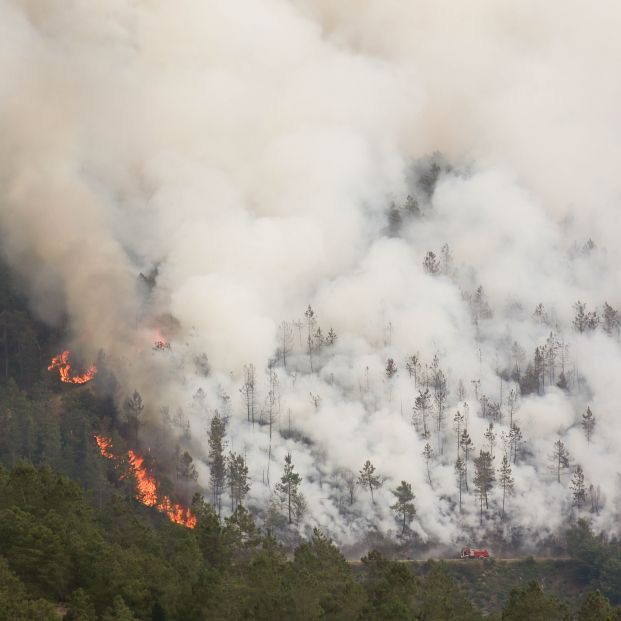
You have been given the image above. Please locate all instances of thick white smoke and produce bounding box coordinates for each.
[1,0,621,548]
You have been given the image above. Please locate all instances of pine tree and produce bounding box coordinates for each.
[208,411,227,514]
[509,423,523,465]
[549,439,571,483]
[582,406,595,443]
[473,450,495,523]
[385,358,398,379]
[240,363,257,428]
[423,251,440,275]
[455,457,465,513]
[602,302,620,337]
[589,484,601,515]
[358,460,382,503]
[498,454,515,519]
[304,305,317,373]
[573,301,599,332]
[413,388,431,439]
[264,365,279,486]
[433,370,448,455]
[570,465,587,509]
[440,243,453,274]
[484,422,497,457]
[460,429,474,491]
[227,452,250,512]
[422,442,434,488]
[176,450,198,502]
[405,354,420,388]
[314,327,324,355]
[277,321,293,368]
[124,390,144,448]
[344,471,357,506]
[325,328,337,345]
[453,410,464,458]
[276,453,305,524]
[390,480,416,535]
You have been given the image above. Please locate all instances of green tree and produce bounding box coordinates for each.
[207,411,227,514]
[304,305,317,373]
[570,465,587,509]
[358,460,382,503]
[65,588,97,621]
[123,391,143,448]
[418,565,483,621]
[289,529,363,620]
[582,407,596,444]
[460,429,474,491]
[502,580,569,620]
[455,457,465,513]
[422,443,435,489]
[413,389,431,439]
[176,450,198,503]
[0,557,59,621]
[498,454,515,519]
[576,590,614,621]
[227,451,250,512]
[275,453,305,525]
[550,439,571,483]
[473,450,495,523]
[390,480,416,535]
[102,596,139,621]
[360,550,420,620]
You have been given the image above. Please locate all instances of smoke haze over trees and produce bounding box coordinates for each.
[2,0,621,553]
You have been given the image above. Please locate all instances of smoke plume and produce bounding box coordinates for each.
[2,0,621,547]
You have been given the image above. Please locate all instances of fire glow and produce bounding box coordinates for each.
[94,435,196,528]
[48,351,97,384]
[153,328,170,351]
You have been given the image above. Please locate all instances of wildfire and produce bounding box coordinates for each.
[48,351,97,384]
[94,435,196,528]
[153,328,170,351]
[95,435,114,459]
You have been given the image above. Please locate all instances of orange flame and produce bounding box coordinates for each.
[153,329,170,351]
[95,435,196,528]
[95,435,114,458]
[48,351,97,384]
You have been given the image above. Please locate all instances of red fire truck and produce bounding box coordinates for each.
[460,547,490,559]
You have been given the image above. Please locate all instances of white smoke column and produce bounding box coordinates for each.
[1,0,621,545]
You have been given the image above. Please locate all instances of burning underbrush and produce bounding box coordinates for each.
[95,435,196,528]
[48,350,97,384]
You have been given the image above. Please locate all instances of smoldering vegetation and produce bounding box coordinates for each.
[1,0,621,553]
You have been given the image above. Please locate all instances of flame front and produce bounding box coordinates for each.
[95,435,114,459]
[48,351,97,384]
[95,436,196,528]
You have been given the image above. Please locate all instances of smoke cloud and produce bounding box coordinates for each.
[2,0,621,548]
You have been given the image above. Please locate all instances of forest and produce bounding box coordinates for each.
[3,2,621,618]
[1,240,621,620]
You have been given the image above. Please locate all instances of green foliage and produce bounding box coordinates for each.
[390,480,416,535]
[576,590,614,621]
[1,257,621,620]
[417,565,483,621]
[288,529,363,620]
[275,452,305,524]
[501,580,569,620]
[0,557,59,621]
[65,588,97,621]
[102,596,139,621]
